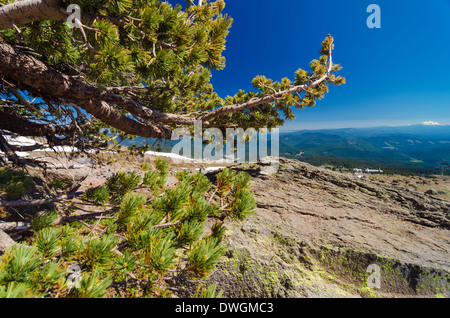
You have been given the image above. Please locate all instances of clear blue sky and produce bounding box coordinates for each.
[175,0,450,131]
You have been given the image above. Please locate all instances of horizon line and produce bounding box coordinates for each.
[278,121,450,133]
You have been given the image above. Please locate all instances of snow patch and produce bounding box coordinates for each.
[422,121,441,126]
[144,151,195,163]
[0,150,30,158]
[3,135,39,147]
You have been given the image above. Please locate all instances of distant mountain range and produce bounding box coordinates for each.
[120,123,450,175]
[279,124,450,173]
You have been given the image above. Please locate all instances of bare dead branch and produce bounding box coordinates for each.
[0,192,83,207]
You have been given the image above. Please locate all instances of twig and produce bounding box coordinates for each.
[207,188,218,204]
[151,219,181,230]
[9,86,41,114]
[0,192,83,207]
[58,207,119,224]
[74,18,99,54]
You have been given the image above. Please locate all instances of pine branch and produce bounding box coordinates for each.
[151,219,181,230]
[0,42,172,139]
[201,40,334,121]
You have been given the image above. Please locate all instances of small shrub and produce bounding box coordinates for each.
[31,211,59,232]
[106,171,142,204]
[83,186,110,205]
[35,228,61,258]
[140,162,151,171]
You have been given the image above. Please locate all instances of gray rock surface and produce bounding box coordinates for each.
[173,158,450,298]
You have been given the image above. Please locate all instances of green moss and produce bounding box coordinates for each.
[360,285,380,298]
[213,218,449,298]
[219,247,307,297]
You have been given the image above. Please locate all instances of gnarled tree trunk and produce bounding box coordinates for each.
[0,0,65,30]
[0,41,171,139]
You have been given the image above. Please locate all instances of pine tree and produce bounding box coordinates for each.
[0,0,343,154]
[0,0,345,298]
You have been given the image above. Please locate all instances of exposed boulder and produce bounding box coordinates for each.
[425,189,439,196]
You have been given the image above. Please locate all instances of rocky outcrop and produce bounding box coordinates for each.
[173,158,450,298]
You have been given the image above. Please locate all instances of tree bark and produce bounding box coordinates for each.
[0,0,66,30]
[0,41,171,139]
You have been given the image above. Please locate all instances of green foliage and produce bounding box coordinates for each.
[143,170,160,191]
[0,282,37,298]
[113,251,138,280]
[215,168,235,197]
[80,234,118,270]
[142,157,169,193]
[31,210,59,232]
[175,219,204,247]
[209,221,226,241]
[32,259,65,291]
[140,162,151,171]
[35,227,61,258]
[0,159,256,298]
[185,194,212,223]
[196,283,223,298]
[105,171,142,204]
[83,186,110,205]
[155,157,169,176]
[230,192,256,220]
[117,192,147,229]
[50,178,73,190]
[60,229,83,260]
[152,182,190,221]
[141,230,176,273]
[187,237,224,278]
[215,168,256,219]
[82,171,142,205]
[0,245,41,283]
[68,269,113,298]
